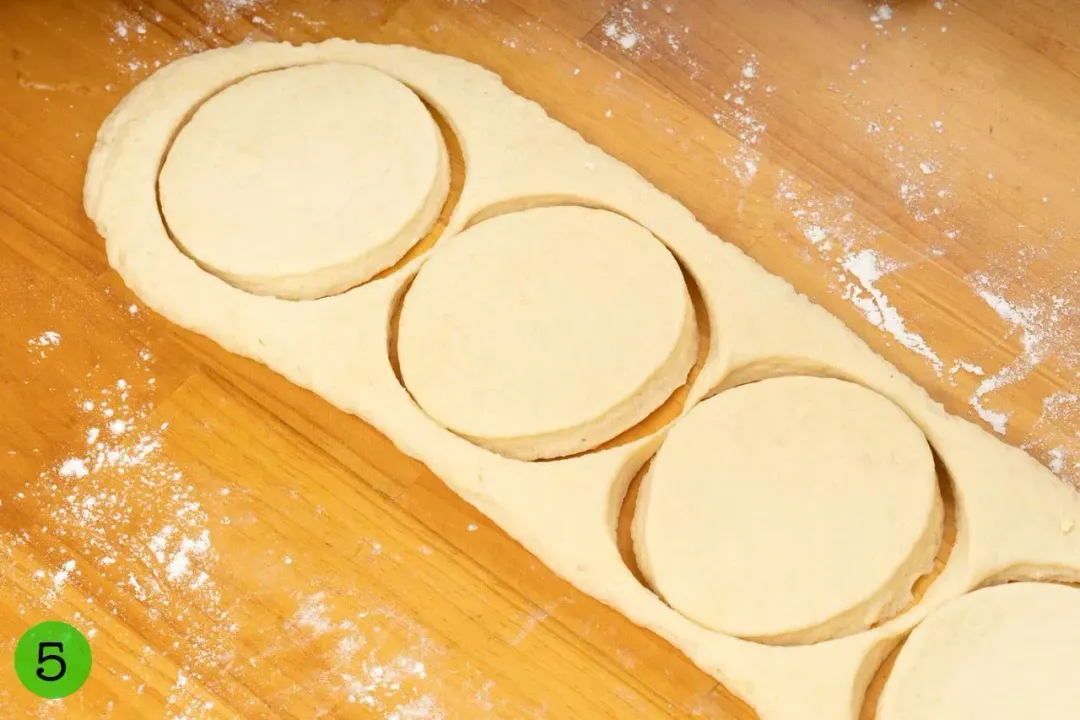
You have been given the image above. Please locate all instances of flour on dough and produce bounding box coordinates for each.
[159,63,449,300]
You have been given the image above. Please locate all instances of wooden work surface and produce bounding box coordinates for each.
[2,1,1079,717]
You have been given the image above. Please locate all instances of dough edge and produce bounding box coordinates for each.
[83,39,1080,720]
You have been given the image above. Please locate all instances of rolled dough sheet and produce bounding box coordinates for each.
[159,62,449,300]
[634,376,942,645]
[397,205,697,460]
[84,41,1080,720]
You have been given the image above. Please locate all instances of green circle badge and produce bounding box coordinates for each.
[14,621,92,699]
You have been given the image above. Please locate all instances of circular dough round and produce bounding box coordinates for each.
[633,376,941,644]
[396,206,697,461]
[878,582,1080,720]
[158,62,449,300]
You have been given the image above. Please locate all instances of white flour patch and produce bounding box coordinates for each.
[202,0,265,23]
[598,0,783,189]
[787,0,1080,452]
[602,11,643,53]
[1048,447,1066,475]
[510,599,565,646]
[15,352,237,690]
[712,52,767,185]
[1042,391,1079,418]
[165,530,212,581]
[52,559,76,590]
[839,248,939,371]
[286,597,444,715]
[775,172,945,375]
[27,330,61,357]
[288,592,334,637]
[966,271,1077,435]
[870,4,894,31]
[598,3,700,76]
[103,0,270,81]
[948,359,985,385]
[164,668,209,719]
[387,694,443,720]
[268,591,516,718]
[1027,389,1080,485]
[59,458,89,479]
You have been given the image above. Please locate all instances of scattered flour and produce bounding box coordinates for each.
[27,330,61,357]
[1031,391,1080,482]
[387,694,443,720]
[602,12,643,53]
[59,458,89,479]
[600,4,695,67]
[288,591,334,636]
[103,0,271,81]
[774,172,945,376]
[948,359,985,385]
[967,272,1075,435]
[870,4,894,30]
[258,589,519,718]
[14,354,236,693]
[510,599,566,646]
[287,595,444,714]
[801,0,1079,469]
[713,52,766,185]
[52,559,76,589]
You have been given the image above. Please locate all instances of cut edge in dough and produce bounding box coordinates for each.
[632,377,944,646]
[158,62,452,300]
[876,582,1080,720]
[396,206,700,461]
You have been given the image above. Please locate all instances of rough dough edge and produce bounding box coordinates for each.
[84,40,1080,720]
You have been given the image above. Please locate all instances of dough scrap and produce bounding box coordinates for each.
[397,205,697,460]
[84,41,1080,720]
[159,63,449,300]
[634,376,942,644]
[877,582,1080,720]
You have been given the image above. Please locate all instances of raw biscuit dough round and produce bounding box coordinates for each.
[633,376,942,644]
[877,582,1080,720]
[158,62,449,300]
[396,205,697,461]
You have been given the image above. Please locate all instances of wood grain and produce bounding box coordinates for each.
[1,0,1078,717]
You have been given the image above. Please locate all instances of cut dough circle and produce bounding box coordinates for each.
[158,62,449,300]
[396,206,697,461]
[633,376,942,644]
[877,582,1080,720]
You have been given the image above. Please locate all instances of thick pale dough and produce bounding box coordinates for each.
[877,582,1080,719]
[397,205,697,460]
[634,376,941,645]
[84,41,1080,720]
[158,63,449,300]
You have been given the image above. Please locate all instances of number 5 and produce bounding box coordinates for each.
[36,642,66,682]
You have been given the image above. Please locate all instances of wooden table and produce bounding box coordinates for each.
[2,1,1078,717]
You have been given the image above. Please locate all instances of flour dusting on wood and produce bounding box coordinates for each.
[7,349,237,707]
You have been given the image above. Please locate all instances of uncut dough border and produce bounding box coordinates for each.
[84,41,1080,720]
